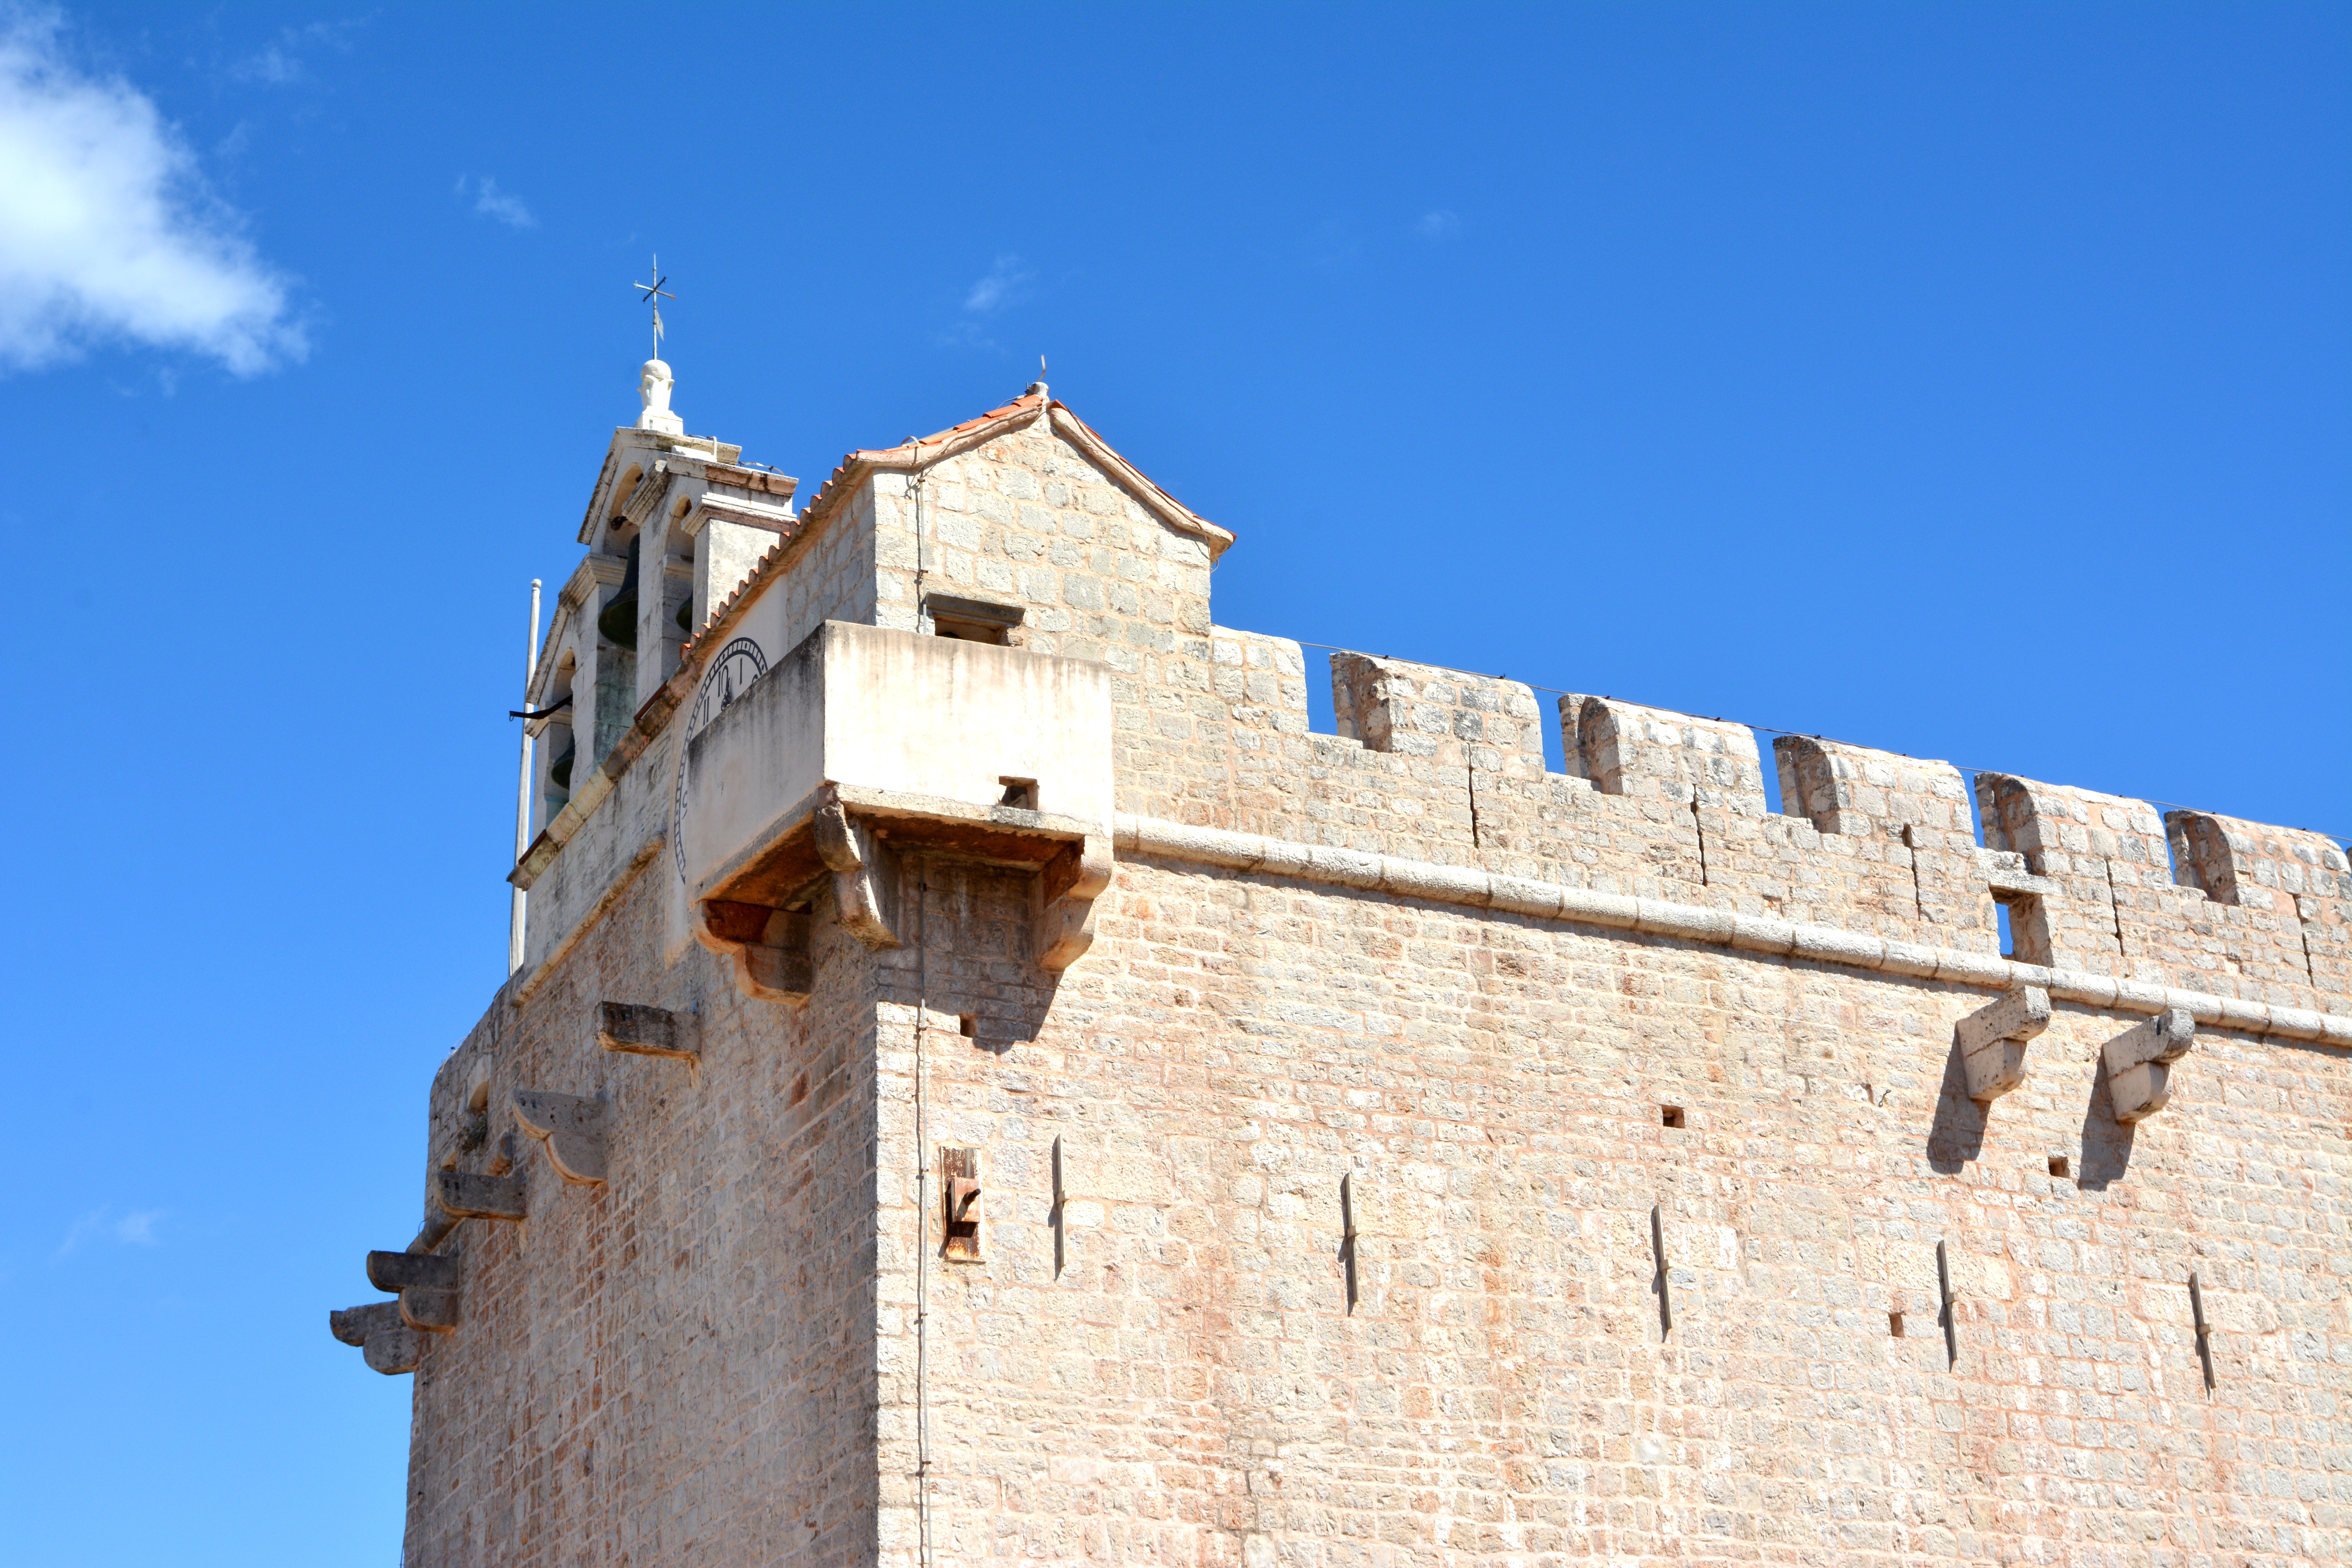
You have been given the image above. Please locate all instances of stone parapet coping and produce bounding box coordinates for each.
[1115,815,2352,1048]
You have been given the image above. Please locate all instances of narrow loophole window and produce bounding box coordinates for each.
[2048,1155,2070,1179]
[1661,1105,1684,1129]
[957,1014,976,1039]
[1889,1311,1906,1338]
[1991,889,2046,965]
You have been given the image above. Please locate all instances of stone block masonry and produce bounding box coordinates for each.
[347,386,2352,1567]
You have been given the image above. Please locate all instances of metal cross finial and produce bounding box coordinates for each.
[632,254,676,359]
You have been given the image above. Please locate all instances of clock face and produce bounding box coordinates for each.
[673,637,768,882]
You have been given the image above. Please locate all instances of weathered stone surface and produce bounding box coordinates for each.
[364,388,2352,1568]
[1954,985,2052,1102]
[595,1000,696,1060]
[2167,808,2351,908]
[333,1299,427,1375]
[2103,1007,2197,1122]
[1331,653,1544,776]
[397,1288,461,1335]
[434,1169,525,1221]
[361,1327,425,1376]
[511,1089,609,1185]
[365,1250,459,1292]
[1570,694,1770,815]
[815,801,898,950]
[328,1300,401,1347]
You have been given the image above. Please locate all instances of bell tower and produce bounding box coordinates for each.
[517,357,793,853]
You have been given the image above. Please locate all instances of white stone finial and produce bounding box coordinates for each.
[636,358,683,434]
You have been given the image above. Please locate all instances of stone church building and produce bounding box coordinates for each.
[334,362,2352,1566]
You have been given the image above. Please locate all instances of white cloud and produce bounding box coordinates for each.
[55,1205,167,1257]
[457,174,536,229]
[0,11,302,374]
[1417,209,1460,239]
[230,20,361,86]
[232,44,301,85]
[963,254,1032,314]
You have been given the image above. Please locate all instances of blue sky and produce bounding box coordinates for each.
[0,4,2344,1561]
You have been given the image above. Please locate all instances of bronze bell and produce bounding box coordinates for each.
[599,540,641,649]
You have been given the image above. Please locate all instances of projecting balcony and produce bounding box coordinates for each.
[679,621,1114,997]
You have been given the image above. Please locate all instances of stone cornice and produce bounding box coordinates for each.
[679,492,794,539]
[1114,815,2352,1047]
[559,553,628,608]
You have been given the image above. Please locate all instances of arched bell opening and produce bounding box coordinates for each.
[598,533,641,651]
[538,654,577,820]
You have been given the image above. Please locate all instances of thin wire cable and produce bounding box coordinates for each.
[913,860,934,1568]
[1289,638,2349,847]
[911,449,927,622]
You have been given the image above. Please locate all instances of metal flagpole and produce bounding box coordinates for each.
[510,579,543,974]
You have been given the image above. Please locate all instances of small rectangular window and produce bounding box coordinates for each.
[926,593,1023,646]
[1661,1105,1684,1129]
[1991,890,2047,965]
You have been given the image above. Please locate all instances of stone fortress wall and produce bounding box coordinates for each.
[342,396,2352,1567]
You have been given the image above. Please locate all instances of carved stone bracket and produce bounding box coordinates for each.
[2104,1007,2196,1122]
[697,900,813,1004]
[598,1001,699,1062]
[366,1250,459,1292]
[436,1169,527,1221]
[1955,986,2051,1103]
[399,1288,462,1334]
[512,1090,610,1186]
[366,1250,463,1335]
[693,782,1112,1003]
[816,799,900,950]
[330,1300,425,1375]
[1037,833,1112,971]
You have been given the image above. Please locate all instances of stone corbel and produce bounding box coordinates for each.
[512,1091,610,1186]
[697,900,813,1004]
[816,798,900,950]
[366,1250,459,1290]
[1954,986,2051,1103]
[2104,1008,2195,1122]
[399,1289,461,1334]
[410,1209,459,1254]
[437,1170,527,1221]
[330,1301,424,1375]
[598,1001,698,1062]
[366,1249,463,1337]
[1036,832,1113,971]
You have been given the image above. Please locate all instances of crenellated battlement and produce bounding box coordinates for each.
[363,385,2350,1566]
[500,385,2347,1031]
[1165,642,2352,1020]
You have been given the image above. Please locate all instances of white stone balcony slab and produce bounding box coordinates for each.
[679,621,1114,994]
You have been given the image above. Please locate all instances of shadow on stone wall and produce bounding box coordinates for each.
[1925,1036,1987,1173]
[2077,1064,2136,1189]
